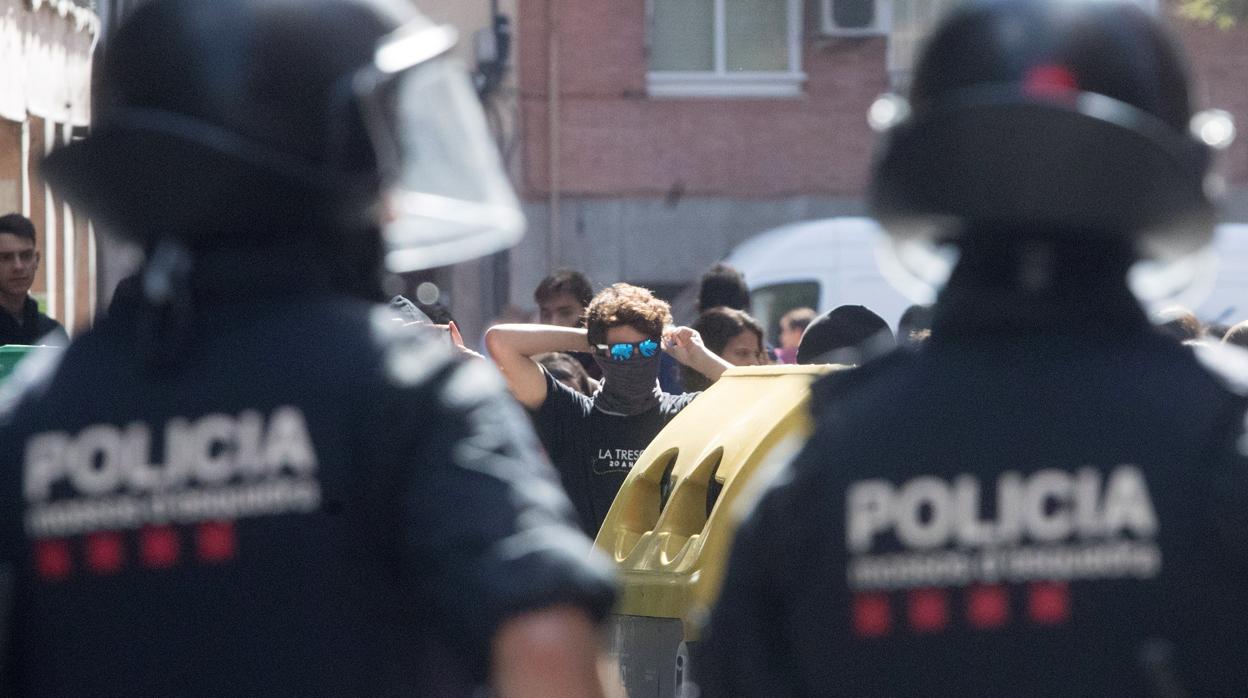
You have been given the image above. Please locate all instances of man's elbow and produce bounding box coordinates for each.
[484,326,511,362]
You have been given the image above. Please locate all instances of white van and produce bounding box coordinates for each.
[724,217,1248,341]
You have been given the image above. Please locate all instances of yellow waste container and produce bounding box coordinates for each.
[596,364,838,697]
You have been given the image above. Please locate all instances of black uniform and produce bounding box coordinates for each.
[0,297,66,346]
[0,254,615,696]
[706,266,1248,695]
[534,368,697,535]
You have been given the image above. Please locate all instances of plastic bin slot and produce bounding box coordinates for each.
[656,448,724,545]
[606,448,679,562]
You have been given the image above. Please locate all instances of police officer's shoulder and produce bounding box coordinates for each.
[809,344,917,408]
[1190,340,1248,397]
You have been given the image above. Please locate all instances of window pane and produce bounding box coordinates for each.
[832,0,875,29]
[651,0,716,72]
[752,282,820,344]
[725,0,790,72]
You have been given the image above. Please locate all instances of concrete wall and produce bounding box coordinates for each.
[510,194,866,307]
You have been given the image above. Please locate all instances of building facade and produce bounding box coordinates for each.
[9,1,1242,338]
[509,0,1248,314]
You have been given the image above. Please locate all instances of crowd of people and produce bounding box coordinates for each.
[439,263,901,537]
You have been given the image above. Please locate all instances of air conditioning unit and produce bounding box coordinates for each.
[821,0,890,36]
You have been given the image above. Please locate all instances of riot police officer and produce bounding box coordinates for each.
[705,1,1248,694]
[0,0,615,695]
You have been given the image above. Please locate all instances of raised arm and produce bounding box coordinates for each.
[484,324,594,409]
[663,326,735,385]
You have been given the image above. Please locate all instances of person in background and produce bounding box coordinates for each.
[696,263,751,313]
[705,1,1248,694]
[535,269,594,328]
[775,307,816,364]
[796,305,895,366]
[534,269,599,380]
[668,262,753,391]
[0,213,66,346]
[681,307,767,392]
[486,283,733,535]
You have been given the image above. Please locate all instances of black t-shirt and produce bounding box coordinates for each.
[570,350,603,381]
[0,296,67,346]
[705,278,1248,696]
[0,285,615,697]
[533,369,697,535]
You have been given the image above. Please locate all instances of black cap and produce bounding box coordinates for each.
[797,305,895,365]
[869,0,1216,259]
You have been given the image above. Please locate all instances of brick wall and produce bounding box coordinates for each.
[517,0,890,200]
[1173,14,1248,190]
[518,2,1248,202]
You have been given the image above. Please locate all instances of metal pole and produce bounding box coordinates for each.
[547,0,561,272]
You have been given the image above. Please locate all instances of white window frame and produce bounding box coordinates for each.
[821,0,891,36]
[646,0,806,99]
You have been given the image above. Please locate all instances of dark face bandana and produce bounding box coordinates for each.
[592,352,662,416]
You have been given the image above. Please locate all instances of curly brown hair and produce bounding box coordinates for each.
[585,283,672,346]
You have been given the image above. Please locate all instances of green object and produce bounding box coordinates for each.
[0,345,47,383]
[1179,0,1247,29]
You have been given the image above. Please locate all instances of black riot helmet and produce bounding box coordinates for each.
[868,0,1236,269]
[42,0,523,272]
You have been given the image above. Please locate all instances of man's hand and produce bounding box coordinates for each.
[663,326,734,384]
[445,321,485,360]
[491,605,608,698]
[662,326,706,366]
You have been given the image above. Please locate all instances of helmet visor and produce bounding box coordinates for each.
[358,24,524,272]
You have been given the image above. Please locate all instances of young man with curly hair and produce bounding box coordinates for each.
[487,283,733,535]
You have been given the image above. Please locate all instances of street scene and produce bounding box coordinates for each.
[1,0,1248,695]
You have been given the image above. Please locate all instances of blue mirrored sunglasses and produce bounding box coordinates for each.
[595,338,661,361]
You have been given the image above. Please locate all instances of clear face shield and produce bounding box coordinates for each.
[356,18,525,272]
